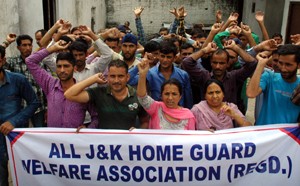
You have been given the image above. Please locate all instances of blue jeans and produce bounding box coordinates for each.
[0,153,8,186]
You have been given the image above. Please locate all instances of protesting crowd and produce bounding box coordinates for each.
[0,5,300,185]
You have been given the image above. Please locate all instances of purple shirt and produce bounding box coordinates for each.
[182,56,257,105]
[26,49,98,128]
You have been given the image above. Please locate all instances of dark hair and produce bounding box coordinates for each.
[190,28,204,36]
[204,79,225,95]
[69,39,88,53]
[159,40,177,56]
[194,32,207,39]
[71,27,80,34]
[147,33,161,40]
[0,45,5,58]
[35,29,47,37]
[105,37,119,44]
[108,59,128,73]
[272,33,283,39]
[161,78,183,96]
[56,52,76,66]
[277,44,300,64]
[272,49,278,55]
[180,43,194,51]
[159,27,169,34]
[16,35,33,46]
[144,41,161,53]
[60,35,74,44]
[211,49,229,63]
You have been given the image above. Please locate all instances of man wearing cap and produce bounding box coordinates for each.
[120,33,140,69]
[111,33,142,87]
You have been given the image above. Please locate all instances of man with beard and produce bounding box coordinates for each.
[247,44,300,125]
[119,33,142,87]
[5,35,47,127]
[64,59,149,130]
[121,33,140,68]
[25,40,98,128]
[0,45,39,186]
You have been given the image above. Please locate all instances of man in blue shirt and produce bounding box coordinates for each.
[0,45,39,186]
[247,44,300,125]
[147,41,193,108]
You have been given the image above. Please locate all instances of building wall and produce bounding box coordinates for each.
[242,0,267,41]
[264,0,285,37]
[56,0,106,33]
[242,0,285,42]
[106,0,239,36]
[0,0,44,56]
[0,0,24,56]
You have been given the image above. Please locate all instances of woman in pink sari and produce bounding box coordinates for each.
[136,57,195,130]
[191,79,251,131]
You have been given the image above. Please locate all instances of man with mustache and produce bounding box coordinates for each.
[247,44,300,125]
[5,35,47,127]
[25,40,98,128]
[182,40,256,109]
[64,59,149,130]
[121,33,141,68]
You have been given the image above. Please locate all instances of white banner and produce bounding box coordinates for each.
[6,124,300,186]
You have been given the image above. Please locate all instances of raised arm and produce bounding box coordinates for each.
[255,11,269,41]
[169,7,179,34]
[1,33,16,48]
[190,42,217,61]
[220,12,239,32]
[202,22,223,48]
[177,6,187,36]
[54,20,72,42]
[215,10,222,23]
[40,19,64,47]
[246,52,270,98]
[64,73,107,103]
[240,22,257,47]
[224,39,255,63]
[79,25,100,42]
[134,6,146,46]
[137,53,150,97]
[290,34,300,45]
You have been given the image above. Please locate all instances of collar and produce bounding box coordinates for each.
[211,71,229,80]
[0,70,9,86]
[106,85,135,97]
[54,78,77,91]
[158,63,175,73]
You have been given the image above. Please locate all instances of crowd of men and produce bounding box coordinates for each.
[0,6,300,186]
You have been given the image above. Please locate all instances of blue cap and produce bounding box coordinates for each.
[117,25,127,34]
[122,33,138,45]
[232,38,242,46]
